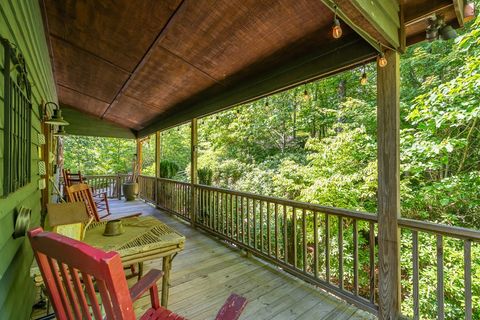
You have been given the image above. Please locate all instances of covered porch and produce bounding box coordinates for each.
[0,0,478,319]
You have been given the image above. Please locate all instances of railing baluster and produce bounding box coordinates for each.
[313,211,318,279]
[260,200,264,252]
[293,207,297,268]
[275,203,279,260]
[230,193,233,238]
[216,191,220,232]
[302,209,307,273]
[253,199,257,249]
[326,213,330,283]
[353,219,358,296]
[224,193,228,235]
[437,235,444,320]
[246,198,250,247]
[338,216,343,289]
[267,202,271,256]
[284,205,288,265]
[223,192,226,234]
[241,196,244,243]
[369,221,375,303]
[465,240,472,320]
[412,230,419,320]
[235,195,239,241]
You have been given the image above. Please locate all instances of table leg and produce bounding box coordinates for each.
[161,255,172,308]
[137,262,144,281]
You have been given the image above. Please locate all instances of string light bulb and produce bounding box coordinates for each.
[332,6,342,39]
[377,52,388,68]
[303,89,310,101]
[360,72,367,86]
[360,64,368,85]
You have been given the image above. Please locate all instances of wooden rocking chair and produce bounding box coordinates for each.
[28,227,247,320]
[62,169,110,215]
[66,183,140,222]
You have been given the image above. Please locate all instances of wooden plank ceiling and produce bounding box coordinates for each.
[42,0,465,137]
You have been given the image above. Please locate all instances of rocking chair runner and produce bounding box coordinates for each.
[62,169,110,215]
[66,183,140,222]
[28,228,247,320]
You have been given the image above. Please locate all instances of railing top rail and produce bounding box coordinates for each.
[138,175,156,179]
[193,183,378,222]
[399,217,480,241]
[157,177,191,186]
[84,174,129,178]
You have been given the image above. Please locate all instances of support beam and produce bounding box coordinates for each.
[350,0,400,49]
[190,118,198,227]
[377,50,401,319]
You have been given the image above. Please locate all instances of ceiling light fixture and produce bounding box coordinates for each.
[426,14,457,42]
[43,102,70,126]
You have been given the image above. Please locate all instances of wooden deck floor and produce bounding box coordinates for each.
[31,199,375,319]
[111,200,375,320]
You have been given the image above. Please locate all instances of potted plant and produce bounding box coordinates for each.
[123,155,139,201]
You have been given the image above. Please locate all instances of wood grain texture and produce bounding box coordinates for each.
[44,0,180,72]
[376,50,401,319]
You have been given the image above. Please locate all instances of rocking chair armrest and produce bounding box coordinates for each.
[215,294,247,320]
[129,269,164,302]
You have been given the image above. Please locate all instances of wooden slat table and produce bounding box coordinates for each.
[82,216,185,308]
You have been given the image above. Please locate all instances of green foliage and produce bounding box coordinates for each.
[197,167,213,185]
[159,160,179,179]
[63,135,135,174]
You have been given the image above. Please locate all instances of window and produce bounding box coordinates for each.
[1,38,32,196]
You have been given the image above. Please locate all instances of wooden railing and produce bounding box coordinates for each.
[397,218,479,320]
[138,175,156,204]
[60,174,128,199]
[138,177,480,318]
[84,174,128,199]
[154,178,192,222]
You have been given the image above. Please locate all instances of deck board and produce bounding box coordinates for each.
[31,199,375,319]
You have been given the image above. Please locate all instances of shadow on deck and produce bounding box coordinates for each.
[109,199,374,320]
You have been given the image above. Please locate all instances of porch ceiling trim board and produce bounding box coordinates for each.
[61,107,136,139]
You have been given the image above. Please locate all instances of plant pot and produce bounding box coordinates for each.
[122,182,138,201]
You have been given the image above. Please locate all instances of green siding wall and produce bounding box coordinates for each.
[0,0,57,319]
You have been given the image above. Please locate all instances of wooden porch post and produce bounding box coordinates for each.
[377,49,401,319]
[155,131,161,205]
[136,138,143,176]
[190,118,198,227]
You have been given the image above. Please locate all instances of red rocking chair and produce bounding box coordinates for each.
[28,227,248,320]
